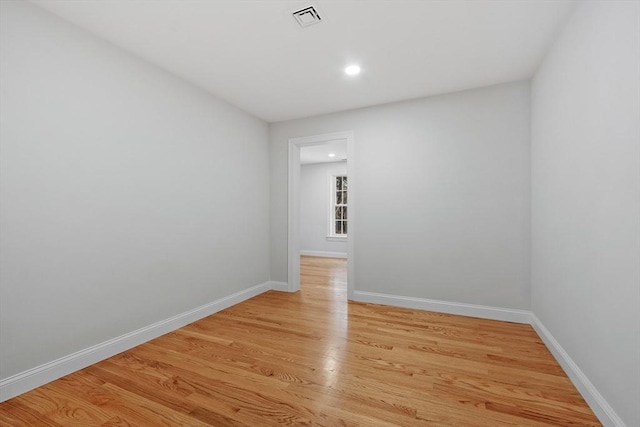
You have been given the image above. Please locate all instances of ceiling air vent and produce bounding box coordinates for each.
[293,6,322,28]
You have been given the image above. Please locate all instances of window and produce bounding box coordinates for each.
[330,175,348,237]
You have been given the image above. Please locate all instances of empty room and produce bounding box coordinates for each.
[0,0,638,426]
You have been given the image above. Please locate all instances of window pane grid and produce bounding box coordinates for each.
[332,176,347,236]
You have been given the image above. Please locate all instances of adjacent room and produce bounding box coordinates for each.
[0,0,638,426]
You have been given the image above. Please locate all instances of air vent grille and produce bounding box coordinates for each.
[293,6,322,28]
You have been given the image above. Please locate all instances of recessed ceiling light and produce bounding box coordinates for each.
[328,153,336,158]
[344,65,361,76]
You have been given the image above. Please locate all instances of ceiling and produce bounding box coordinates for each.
[300,139,347,165]
[30,0,576,123]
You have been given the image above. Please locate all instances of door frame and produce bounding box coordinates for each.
[288,130,355,299]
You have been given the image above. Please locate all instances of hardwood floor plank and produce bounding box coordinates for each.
[0,400,66,427]
[0,256,601,426]
[14,387,114,427]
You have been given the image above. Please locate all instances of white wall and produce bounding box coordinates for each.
[271,81,531,309]
[531,1,640,425]
[300,162,348,256]
[0,1,270,381]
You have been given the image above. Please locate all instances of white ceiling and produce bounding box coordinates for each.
[300,139,347,165]
[30,0,576,123]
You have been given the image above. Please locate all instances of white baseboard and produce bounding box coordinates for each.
[0,283,625,427]
[0,281,272,403]
[531,315,625,427]
[350,291,623,426]
[352,291,532,324]
[268,281,290,292]
[300,250,347,258]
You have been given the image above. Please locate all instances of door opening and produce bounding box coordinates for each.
[288,131,354,299]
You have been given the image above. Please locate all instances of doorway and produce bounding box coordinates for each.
[288,131,354,299]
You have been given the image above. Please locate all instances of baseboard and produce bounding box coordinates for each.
[1,283,624,426]
[531,315,625,427]
[268,281,290,292]
[0,281,272,403]
[300,250,347,258]
[352,291,532,324]
[352,291,622,426]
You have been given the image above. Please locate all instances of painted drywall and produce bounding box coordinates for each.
[0,0,270,380]
[531,1,640,425]
[271,81,531,310]
[300,162,348,256]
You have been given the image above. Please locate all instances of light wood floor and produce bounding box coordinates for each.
[0,256,600,426]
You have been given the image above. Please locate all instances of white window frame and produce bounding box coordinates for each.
[327,174,348,240]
